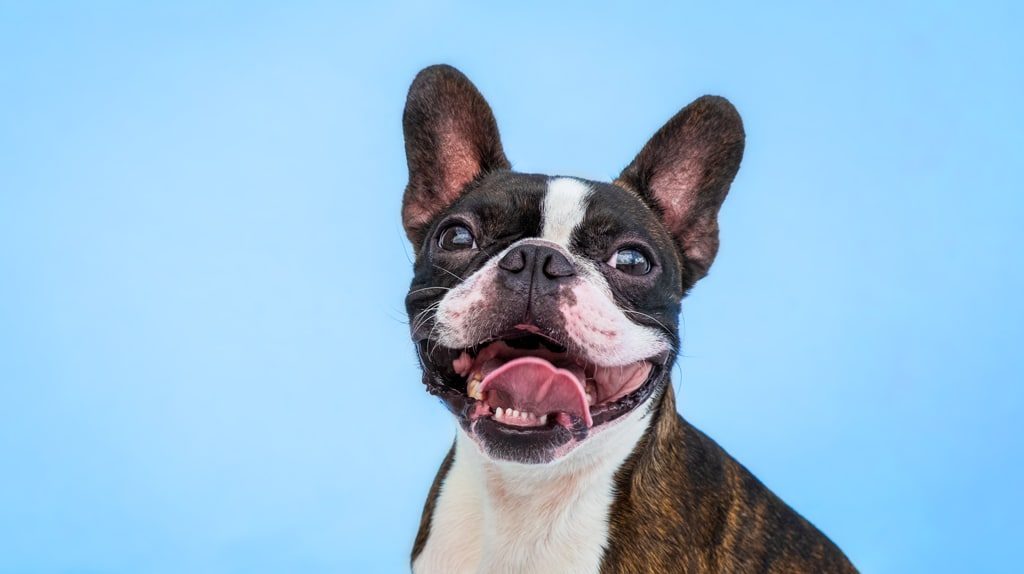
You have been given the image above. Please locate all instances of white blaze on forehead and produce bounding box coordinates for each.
[541,177,591,248]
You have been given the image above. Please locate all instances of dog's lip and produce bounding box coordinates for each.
[427,364,665,442]
[420,341,668,436]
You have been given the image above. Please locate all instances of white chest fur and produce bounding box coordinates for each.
[413,401,654,574]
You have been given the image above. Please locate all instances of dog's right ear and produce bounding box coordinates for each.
[402,65,510,250]
[615,96,744,285]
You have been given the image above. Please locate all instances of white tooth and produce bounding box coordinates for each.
[539,414,548,425]
[495,407,504,418]
[511,409,520,419]
[586,392,595,405]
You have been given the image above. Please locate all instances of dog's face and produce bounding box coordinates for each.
[402,65,743,464]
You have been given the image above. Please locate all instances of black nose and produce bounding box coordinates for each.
[497,243,576,294]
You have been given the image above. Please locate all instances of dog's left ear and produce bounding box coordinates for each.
[615,96,744,283]
[402,64,510,250]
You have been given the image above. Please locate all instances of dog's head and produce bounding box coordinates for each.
[402,65,743,464]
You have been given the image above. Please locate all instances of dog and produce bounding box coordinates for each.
[401,64,856,573]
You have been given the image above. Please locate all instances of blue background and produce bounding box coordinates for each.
[1,2,1021,572]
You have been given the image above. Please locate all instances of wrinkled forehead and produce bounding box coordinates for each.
[437,171,669,254]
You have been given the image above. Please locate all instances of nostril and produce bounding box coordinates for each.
[498,247,527,273]
[542,252,575,279]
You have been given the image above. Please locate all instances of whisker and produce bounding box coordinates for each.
[412,305,441,332]
[432,264,466,282]
[620,309,679,356]
[407,286,453,297]
[385,307,410,325]
[395,221,415,265]
[622,309,674,337]
[411,302,442,334]
[427,320,446,357]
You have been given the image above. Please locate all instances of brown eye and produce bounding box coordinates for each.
[608,248,651,275]
[438,224,476,251]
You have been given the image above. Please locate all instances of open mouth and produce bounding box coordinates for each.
[417,326,666,448]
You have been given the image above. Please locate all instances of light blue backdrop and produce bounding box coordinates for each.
[1,2,1021,572]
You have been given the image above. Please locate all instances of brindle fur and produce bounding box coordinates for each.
[601,388,856,573]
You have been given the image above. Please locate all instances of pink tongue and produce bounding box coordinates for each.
[478,357,593,428]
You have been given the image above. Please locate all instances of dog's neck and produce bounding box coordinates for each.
[412,389,664,574]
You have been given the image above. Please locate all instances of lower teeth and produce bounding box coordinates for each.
[493,407,547,426]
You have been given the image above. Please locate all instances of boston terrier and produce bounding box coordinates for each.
[402,65,857,573]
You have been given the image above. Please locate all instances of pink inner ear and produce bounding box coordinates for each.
[649,157,704,233]
[637,153,725,278]
[439,123,482,200]
[403,121,484,235]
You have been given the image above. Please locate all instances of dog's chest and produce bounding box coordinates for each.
[413,408,652,574]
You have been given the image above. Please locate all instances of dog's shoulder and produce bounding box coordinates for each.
[602,403,857,573]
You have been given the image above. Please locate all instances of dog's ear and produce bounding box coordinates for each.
[615,96,744,283]
[402,65,510,249]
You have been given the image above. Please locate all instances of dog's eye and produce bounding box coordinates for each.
[608,248,651,275]
[438,224,477,251]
